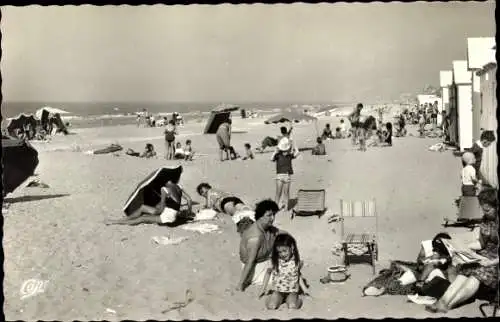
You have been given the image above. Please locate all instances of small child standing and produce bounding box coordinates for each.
[242,143,254,160]
[461,152,480,196]
[259,233,308,310]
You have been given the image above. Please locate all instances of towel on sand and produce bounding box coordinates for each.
[182,223,220,234]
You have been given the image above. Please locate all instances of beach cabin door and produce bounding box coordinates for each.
[448,85,459,146]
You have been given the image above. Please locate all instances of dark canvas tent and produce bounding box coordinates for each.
[203,105,239,134]
[2,135,39,196]
[7,114,38,136]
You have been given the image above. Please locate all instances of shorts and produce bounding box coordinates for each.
[276,173,291,183]
[159,207,178,224]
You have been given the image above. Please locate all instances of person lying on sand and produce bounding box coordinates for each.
[256,136,279,153]
[238,199,283,292]
[196,183,255,233]
[105,179,193,226]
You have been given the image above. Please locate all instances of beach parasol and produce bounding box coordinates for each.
[122,166,183,216]
[35,106,69,119]
[265,111,319,136]
[2,135,39,196]
[204,104,240,134]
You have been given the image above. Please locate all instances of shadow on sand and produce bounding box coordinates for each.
[5,193,70,204]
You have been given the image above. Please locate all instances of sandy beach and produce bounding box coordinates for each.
[3,114,484,320]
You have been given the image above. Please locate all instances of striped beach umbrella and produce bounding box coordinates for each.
[122,166,183,216]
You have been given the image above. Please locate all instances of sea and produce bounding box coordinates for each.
[1,101,352,129]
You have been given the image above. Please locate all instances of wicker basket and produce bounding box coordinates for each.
[328,265,349,283]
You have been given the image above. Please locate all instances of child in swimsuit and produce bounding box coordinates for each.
[260,233,308,310]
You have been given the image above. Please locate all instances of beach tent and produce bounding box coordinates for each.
[2,135,39,196]
[6,114,38,136]
[123,166,183,216]
[34,106,69,120]
[203,105,239,134]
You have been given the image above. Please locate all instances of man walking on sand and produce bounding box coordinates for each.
[348,103,364,146]
[237,199,283,292]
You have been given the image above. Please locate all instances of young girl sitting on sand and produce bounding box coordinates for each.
[259,233,308,310]
[140,143,157,158]
[461,152,481,197]
[184,139,194,161]
[242,143,254,160]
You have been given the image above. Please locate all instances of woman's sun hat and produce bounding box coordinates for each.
[277,137,291,151]
[462,152,475,165]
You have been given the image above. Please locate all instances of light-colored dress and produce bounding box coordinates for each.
[271,257,300,293]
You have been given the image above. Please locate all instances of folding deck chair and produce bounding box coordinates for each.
[339,199,378,275]
[291,189,326,220]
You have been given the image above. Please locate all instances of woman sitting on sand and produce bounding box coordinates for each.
[196,183,255,234]
[426,188,499,313]
[238,199,283,292]
[105,179,193,226]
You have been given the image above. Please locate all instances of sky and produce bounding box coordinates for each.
[0,2,495,103]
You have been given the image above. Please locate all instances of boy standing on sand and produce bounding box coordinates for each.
[271,133,299,211]
[348,103,363,146]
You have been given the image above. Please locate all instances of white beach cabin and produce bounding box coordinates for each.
[466,37,495,142]
[451,60,473,151]
[476,49,497,187]
[439,70,453,126]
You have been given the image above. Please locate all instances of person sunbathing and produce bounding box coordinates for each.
[105,180,193,226]
[196,183,255,233]
[256,136,279,153]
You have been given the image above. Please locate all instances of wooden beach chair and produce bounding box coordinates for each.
[339,199,378,275]
[291,189,326,220]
